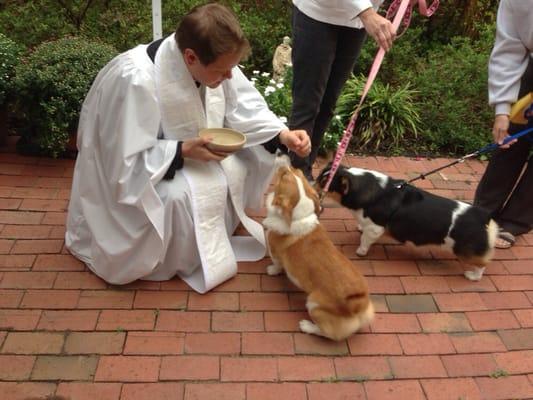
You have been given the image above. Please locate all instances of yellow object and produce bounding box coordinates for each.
[510,92,533,124]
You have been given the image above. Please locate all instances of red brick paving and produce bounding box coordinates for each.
[1,147,532,400]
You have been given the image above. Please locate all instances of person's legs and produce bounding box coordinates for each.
[289,6,338,178]
[474,131,531,215]
[146,173,200,281]
[307,26,367,168]
[474,130,531,248]
[474,56,533,244]
[495,145,533,236]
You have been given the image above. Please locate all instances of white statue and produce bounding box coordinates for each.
[272,36,292,81]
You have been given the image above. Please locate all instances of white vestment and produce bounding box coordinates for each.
[65,34,286,293]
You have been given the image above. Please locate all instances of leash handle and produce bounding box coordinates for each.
[475,126,533,155]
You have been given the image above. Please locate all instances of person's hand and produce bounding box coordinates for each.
[279,129,311,157]
[181,137,232,162]
[492,114,516,148]
[358,8,396,52]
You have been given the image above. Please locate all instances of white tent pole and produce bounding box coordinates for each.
[152,0,162,40]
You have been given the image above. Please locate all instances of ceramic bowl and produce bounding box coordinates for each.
[199,128,246,152]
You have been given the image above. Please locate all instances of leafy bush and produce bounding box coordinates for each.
[415,0,497,43]
[82,0,158,52]
[231,1,292,73]
[333,75,421,153]
[0,0,291,74]
[401,26,495,155]
[0,33,24,107]
[15,37,117,157]
[0,1,75,50]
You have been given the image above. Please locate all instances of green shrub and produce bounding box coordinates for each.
[15,37,117,157]
[81,0,157,52]
[0,33,24,107]
[0,0,292,74]
[401,26,495,155]
[232,1,292,73]
[333,75,421,153]
[0,1,75,50]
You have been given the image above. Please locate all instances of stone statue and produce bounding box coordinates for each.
[272,36,292,81]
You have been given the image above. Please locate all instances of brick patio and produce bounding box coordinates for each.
[0,141,532,400]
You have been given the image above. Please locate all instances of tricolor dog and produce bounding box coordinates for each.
[316,164,498,281]
[262,155,374,341]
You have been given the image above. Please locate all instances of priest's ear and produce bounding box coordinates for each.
[183,48,200,66]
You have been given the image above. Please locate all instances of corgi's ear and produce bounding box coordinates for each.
[272,194,293,226]
[340,176,350,195]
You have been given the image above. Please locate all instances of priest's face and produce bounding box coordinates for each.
[183,48,241,88]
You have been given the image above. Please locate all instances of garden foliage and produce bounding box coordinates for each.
[0,0,501,157]
[15,37,117,157]
[335,76,421,153]
[0,33,24,107]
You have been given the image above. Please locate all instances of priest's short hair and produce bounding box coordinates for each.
[176,3,251,66]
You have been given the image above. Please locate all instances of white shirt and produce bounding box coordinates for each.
[292,0,383,29]
[488,0,533,115]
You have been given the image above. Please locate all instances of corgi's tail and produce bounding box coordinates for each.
[359,300,375,327]
[345,293,374,325]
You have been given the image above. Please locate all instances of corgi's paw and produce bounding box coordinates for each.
[299,319,321,335]
[267,264,283,276]
[464,267,485,281]
[356,246,369,256]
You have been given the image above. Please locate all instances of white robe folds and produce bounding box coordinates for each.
[65,34,286,293]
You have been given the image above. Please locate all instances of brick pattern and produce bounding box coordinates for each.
[0,153,532,399]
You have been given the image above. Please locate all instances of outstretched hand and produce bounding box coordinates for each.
[279,129,311,157]
[182,137,232,162]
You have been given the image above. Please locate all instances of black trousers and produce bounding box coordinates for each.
[474,57,533,236]
[289,6,367,177]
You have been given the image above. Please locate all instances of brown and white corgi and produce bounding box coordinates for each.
[316,163,499,281]
[262,155,374,341]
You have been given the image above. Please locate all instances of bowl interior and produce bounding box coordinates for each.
[199,128,246,152]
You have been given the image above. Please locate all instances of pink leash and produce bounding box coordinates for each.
[320,0,439,199]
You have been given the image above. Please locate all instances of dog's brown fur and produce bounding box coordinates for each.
[264,160,374,341]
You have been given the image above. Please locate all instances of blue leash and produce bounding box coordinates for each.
[399,126,533,187]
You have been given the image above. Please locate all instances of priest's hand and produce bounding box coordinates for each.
[279,129,311,157]
[182,137,231,162]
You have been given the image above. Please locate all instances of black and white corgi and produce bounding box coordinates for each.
[316,164,499,281]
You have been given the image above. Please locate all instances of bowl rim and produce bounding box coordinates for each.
[198,127,247,146]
